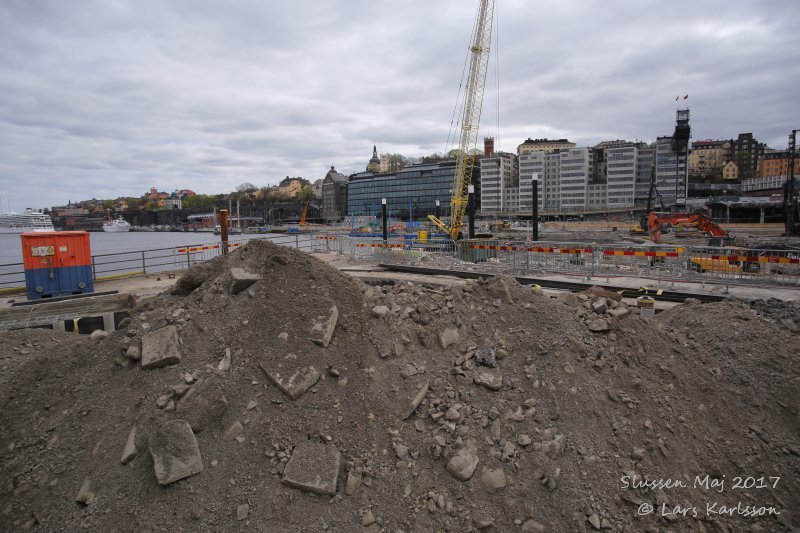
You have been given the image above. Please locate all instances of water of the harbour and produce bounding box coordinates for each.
[0,231,281,266]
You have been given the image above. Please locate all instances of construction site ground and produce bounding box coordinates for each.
[1,235,799,532]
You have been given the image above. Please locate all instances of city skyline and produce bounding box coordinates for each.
[1,0,798,211]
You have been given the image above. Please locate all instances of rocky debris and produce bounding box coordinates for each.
[171,260,219,296]
[473,369,503,391]
[140,325,182,370]
[228,267,261,295]
[149,419,203,486]
[176,376,229,432]
[260,363,320,400]
[281,441,341,496]
[310,305,338,348]
[446,441,479,481]
[120,425,137,464]
[1,240,798,533]
[438,327,459,349]
[591,299,608,314]
[372,305,390,318]
[485,275,516,304]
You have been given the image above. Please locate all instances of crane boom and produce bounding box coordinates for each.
[431,0,495,240]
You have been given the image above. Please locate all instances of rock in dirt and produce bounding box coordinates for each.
[438,328,459,349]
[229,267,261,295]
[217,348,231,371]
[171,261,217,296]
[75,477,95,505]
[474,346,496,367]
[281,441,341,496]
[124,344,141,361]
[480,468,507,492]
[260,362,320,400]
[120,425,137,465]
[140,325,182,370]
[446,441,479,481]
[310,305,338,348]
[474,369,503,391]
[586,319,611,333]
[398,379,429,420]
[236,503,249,521]
[149,419,203,486]
[345,469,362,495]
[486,276,516,304]
[90,329,109,341]
[176,376,229,432]
[223,421,244,442]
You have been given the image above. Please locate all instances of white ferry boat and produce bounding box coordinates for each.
[102,217,131,233]
[0,208,55,233]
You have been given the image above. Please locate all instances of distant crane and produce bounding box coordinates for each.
[784,129,799,235]
[428,0,495,240]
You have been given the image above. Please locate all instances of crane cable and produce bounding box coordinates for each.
[445,27,473,156]
[494,0,500,151]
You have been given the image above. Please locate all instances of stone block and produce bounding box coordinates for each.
[177,376,229,432]
[141,325,182,370]
[310,305,338,348]
[260,362,320,400]
[149,419,203,486]
[281,441,341,496]
[229,268,261,295]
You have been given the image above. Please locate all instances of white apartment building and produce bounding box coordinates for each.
[479,152,518,214]
[605,145,638,208]
[518,152,544,210]
[558,148,593,209]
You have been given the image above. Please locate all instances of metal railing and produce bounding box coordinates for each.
[0,233,318,293]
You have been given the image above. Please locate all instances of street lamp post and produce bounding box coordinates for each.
[381,198,387,241]
[532,174,539,241]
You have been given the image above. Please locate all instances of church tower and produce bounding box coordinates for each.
[367,145,381,173]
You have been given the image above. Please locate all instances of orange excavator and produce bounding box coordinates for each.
[647,211,730,246]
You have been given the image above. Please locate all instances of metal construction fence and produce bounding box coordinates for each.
[317,235,800,288]
[2,231,799,292]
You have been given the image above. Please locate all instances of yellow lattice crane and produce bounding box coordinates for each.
[428,0,495,240]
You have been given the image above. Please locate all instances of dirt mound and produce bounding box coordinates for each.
[1,240,798,532]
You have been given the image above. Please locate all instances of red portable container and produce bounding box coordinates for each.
[21,231,94,299]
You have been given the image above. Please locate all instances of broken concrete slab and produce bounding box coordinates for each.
[586,319,611,333]
[141,325,182,370]
[229,268,261,295]
[473,369,503,391]
[176,376,229,432]
[75,477,95,505]
[398,378,429,420]
[120,425,137,465]
[310,305,338,348]
[438,328,459,349]
[149,419,203,486]
[486,276,516,304]
[446,441,479,481]
[591,299,608,314]
[608,307,630,319]
[260,362,320,400]
[281,441,341,496]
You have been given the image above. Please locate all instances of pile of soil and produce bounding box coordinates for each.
[1,239,798,532]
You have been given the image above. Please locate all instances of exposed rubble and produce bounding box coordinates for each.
[0,239,798,532]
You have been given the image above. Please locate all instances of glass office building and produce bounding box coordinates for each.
[347,161,480,220]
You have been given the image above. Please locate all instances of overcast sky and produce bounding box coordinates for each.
[1,0,798,211]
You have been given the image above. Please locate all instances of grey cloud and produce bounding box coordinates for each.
[0,0,798,211]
